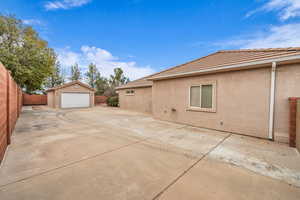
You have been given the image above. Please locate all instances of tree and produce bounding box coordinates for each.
[70,63,81,81]
[0,15,56,93]
[95,73,108,95]
[107,67,129,96]
[85,63,98,88]
[44,61,65,89]
[109,68,129,88]
[85,63,109,95]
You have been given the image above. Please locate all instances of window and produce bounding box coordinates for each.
[190,86,200,107]
[189,82,216,112]
[125,90,135,95]
[201,85,213,108]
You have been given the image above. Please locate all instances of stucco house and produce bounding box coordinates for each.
[116,48,300,143]
[117,76,153,114]
[47,81,95,109]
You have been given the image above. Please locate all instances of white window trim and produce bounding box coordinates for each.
[187,80,217,113]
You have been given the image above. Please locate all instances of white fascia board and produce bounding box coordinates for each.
[115,84,152,90]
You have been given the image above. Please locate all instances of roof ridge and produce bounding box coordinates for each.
[218,47,300,53]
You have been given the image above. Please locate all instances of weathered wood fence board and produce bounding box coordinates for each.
[23,94,47,105]
[0,62,22,164]
[95,96,108,104]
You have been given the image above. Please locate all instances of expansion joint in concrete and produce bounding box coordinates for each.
[0,137,149,189]
[151,133,233,200]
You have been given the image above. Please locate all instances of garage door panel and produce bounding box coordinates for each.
[61,93,90,108]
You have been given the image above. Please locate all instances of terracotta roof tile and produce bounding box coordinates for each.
[149,47,300,79]
[116,76,152,90]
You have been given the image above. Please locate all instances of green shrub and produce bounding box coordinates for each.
[107,96,119,107]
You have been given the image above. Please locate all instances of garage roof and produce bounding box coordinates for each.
[46,81,95,92]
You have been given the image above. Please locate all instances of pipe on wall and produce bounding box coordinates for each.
[268,62,277,140]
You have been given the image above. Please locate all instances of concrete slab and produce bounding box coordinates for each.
[0,132,141,186]
[147,126,230,158]
[68,108,185,139]
[209,134,300,187]
[158,158,300,200]
[0,109,143,186]
[0,140,197,200]
[1,106,300,200]
[22,106,32,111]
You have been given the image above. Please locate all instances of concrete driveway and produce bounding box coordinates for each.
[0,106,300,200]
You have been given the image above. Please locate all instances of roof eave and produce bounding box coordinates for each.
[148,54,300,81]
[116,84,152,90]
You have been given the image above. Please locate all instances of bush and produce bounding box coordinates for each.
[107,96,119,107]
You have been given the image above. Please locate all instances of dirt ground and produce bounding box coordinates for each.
[0,106,300,200]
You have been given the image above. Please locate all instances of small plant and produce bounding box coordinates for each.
[107,96,119,107]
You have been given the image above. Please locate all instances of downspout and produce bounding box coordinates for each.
[268,62,277,140]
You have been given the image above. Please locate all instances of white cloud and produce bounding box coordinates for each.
[22,19,43,26]
[57,46,155,80]
[45,0,91,10]
[228,1,300,49]
[215,23,300,49]
[81,46,116,62]
[57,47,80,66]
[246,0,300,21]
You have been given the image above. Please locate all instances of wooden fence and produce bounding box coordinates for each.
[0,62,22,164]
[95,96,108,104]
[23,93,47,105]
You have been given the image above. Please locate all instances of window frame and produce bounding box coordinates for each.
[125,89,135,96]
[187,81,217,113]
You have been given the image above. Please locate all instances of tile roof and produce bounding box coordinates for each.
[149,47,300,80]
[117,47,300,88]
[116,76,153,90]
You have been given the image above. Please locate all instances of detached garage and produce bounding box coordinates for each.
[46,81,95,109]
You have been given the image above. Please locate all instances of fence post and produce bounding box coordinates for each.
[6,71,10,145]
[289,97,298,147]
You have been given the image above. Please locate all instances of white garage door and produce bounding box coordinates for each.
[61,93,90,108]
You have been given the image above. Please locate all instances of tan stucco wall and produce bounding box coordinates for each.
[296,100,300,151]
[118,87,152,114]
[53,84,94,108]
[274,64,300,143]
[153,67,272,139]
[47,91,55,108]
[152,64,300,141]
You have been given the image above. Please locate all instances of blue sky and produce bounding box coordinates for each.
[1,0,300,80]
